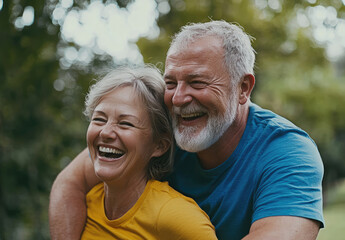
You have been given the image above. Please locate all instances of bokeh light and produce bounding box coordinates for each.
[53,0,160,66]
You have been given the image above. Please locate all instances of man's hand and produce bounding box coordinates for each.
[49,148,100,240]
[242,216,320,240]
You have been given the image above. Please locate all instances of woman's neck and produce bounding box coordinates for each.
[103,177,148,220]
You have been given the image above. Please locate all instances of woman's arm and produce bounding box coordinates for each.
[49,148,101,240]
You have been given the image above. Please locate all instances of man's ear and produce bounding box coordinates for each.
[239,74,255,105]
[151,139,170,158]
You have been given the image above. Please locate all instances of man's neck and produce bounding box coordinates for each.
[197,104,250,169]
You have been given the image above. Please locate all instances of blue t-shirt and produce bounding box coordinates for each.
[166,103,324,240]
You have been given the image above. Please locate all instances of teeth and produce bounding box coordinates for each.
[99,146,124,154]
[181,112,203,118]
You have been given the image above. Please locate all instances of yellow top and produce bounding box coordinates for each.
[81,180,217,240]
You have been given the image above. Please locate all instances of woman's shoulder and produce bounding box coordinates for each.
[148,180,206,216]
[150,180,186,196]
[148,180,217,239]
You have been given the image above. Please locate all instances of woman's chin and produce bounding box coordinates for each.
[94,167,120,183]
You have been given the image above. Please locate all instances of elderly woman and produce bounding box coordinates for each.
[81,66,217,239]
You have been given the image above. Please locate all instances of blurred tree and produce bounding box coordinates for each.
[0,0,344,239]
[0,0,91,239]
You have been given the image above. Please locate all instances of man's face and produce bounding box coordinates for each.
[164,36,239,152]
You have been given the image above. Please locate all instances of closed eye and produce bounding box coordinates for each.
[165,80,177,90]
[190,81,207,89]
[92,117,106,123]
[119,121,134,127]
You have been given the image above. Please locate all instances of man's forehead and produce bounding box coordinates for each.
[167,39,223,63]
[164,63,211,82]
[169,34,221,50]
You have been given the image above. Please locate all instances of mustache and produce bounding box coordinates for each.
[172,103,207,115]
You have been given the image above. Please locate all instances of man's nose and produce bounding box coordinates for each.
[100,123,117,140]
[172,83,193,107]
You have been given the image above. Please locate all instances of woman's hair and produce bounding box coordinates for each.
[168,20,256,87]
[84,65,174,180]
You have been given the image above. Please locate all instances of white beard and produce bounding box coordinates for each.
[172,91,238,152]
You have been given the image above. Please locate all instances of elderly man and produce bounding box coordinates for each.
[49,20,324,240]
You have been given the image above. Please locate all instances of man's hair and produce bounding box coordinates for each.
[169,20,256,86]
[84,65,174,180]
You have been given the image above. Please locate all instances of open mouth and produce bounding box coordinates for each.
[180,112,206,121]
[98,146,125,159]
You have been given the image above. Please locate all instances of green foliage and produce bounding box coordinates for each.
[317,179,345,240]
[0,1,90,239]
[1,0,344,239]
[318,202,345,240]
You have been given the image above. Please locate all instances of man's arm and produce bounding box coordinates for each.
[242,216,320,240]
[49,148,101,240]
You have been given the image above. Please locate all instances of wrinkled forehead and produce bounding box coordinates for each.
[165,36,225,72]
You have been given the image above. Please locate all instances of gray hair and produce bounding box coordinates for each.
[84,65,174,180]
[168,20,256,86]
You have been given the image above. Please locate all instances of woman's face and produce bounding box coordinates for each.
[87,86,162,184]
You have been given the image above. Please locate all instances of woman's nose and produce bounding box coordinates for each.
[100,123,117,140]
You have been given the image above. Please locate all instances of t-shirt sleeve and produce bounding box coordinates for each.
[252,130,324,226]
[156,197,218,240]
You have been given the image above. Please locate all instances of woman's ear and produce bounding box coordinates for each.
[239,74,255,105]
[151,139,170,158]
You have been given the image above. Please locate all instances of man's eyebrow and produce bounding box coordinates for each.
[163,73,205,80]
[186,73,205,79]
[163,74,175,80]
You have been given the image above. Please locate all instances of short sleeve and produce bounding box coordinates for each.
[252,130,324,226]
[156,197,218,240]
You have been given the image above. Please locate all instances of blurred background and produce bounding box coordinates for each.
[0,0,345,239]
